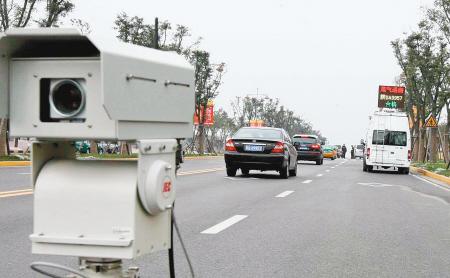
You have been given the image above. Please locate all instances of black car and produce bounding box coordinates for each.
[293,134,323,165]
[224,127,298,179]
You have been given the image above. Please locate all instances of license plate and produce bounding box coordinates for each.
[299,146,308,150]
[244,145,264,152]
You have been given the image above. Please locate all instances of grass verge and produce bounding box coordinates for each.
[78,153,138,159]
[0,155,28,161]
[412,161,450,177]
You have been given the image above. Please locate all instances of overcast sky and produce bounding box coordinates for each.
[70,0,434,145]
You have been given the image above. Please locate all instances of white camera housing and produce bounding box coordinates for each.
[0,28,195,261]
[29,140,177,259]
[0,28,194,140]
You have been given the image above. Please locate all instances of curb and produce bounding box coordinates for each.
[410,166,450,186]
[0,161,31,167]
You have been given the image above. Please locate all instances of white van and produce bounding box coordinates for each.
[363,110,411,174]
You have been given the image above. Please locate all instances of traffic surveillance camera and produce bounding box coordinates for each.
[0,28,195,276]
[0,28,194,140]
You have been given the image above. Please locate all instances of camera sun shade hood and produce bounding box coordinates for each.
[0,28,195,140]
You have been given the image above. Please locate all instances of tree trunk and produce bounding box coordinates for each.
[411,125,420,161]
[0,118,8,156]
[429,128,438,162]
[438,126,448,163]
[412,136,420,162]
[418,128,426,162]
[198,125,205,155]
[120,142,130,155]
[90,140,98,154]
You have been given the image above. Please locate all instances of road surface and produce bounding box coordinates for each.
[1,158,449,277]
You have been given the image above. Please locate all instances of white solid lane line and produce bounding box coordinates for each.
[302,180,312,184]
[275,191,294,198]
[411,174,450,192]
[201,215,248,234]
[317,174,323,177]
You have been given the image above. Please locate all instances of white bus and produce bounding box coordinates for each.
[363,110,411,174]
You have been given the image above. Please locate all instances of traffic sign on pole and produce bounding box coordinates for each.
[425,114,438,128]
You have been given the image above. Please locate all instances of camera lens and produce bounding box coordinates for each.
[50,80,85,118]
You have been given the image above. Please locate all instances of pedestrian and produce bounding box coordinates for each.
[342,144,347,159]
[351,145,355,159]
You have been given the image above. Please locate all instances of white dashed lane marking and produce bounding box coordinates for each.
[317,174,323,177]
[275,191,294,198]
[201,215,248,234]
[325,170,330,172]
[302,180,312,184]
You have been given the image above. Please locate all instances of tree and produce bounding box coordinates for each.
[190,51,225,154]
[230,96,325,141]
[392,19,450,162]
[37,0,74,27]
[0,0,37,30]
[208,109,236,152]
[428,0,450,161]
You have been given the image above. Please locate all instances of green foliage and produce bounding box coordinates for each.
[0,155,28,161]
[0,0,76,30]
[392,19,450,123]
[392,1,450,162]
[207,109,236,151]
[38,0,74,27]
[114,13,154,47]
[230,96,325,140]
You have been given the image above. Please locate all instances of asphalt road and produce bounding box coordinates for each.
[1,158,450,277]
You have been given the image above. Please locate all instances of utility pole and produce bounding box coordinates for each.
[154,17,159,49]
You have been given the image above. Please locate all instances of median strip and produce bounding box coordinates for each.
[201,215,248,234]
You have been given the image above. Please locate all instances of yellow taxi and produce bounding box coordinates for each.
[322,145,337,160]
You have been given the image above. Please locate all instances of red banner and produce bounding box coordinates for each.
[194,103,214,126]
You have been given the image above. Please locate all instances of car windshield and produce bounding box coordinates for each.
[372,130,407,146]
[323,146,333,151]
[293,137,317,144]
[233,128,282,140]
